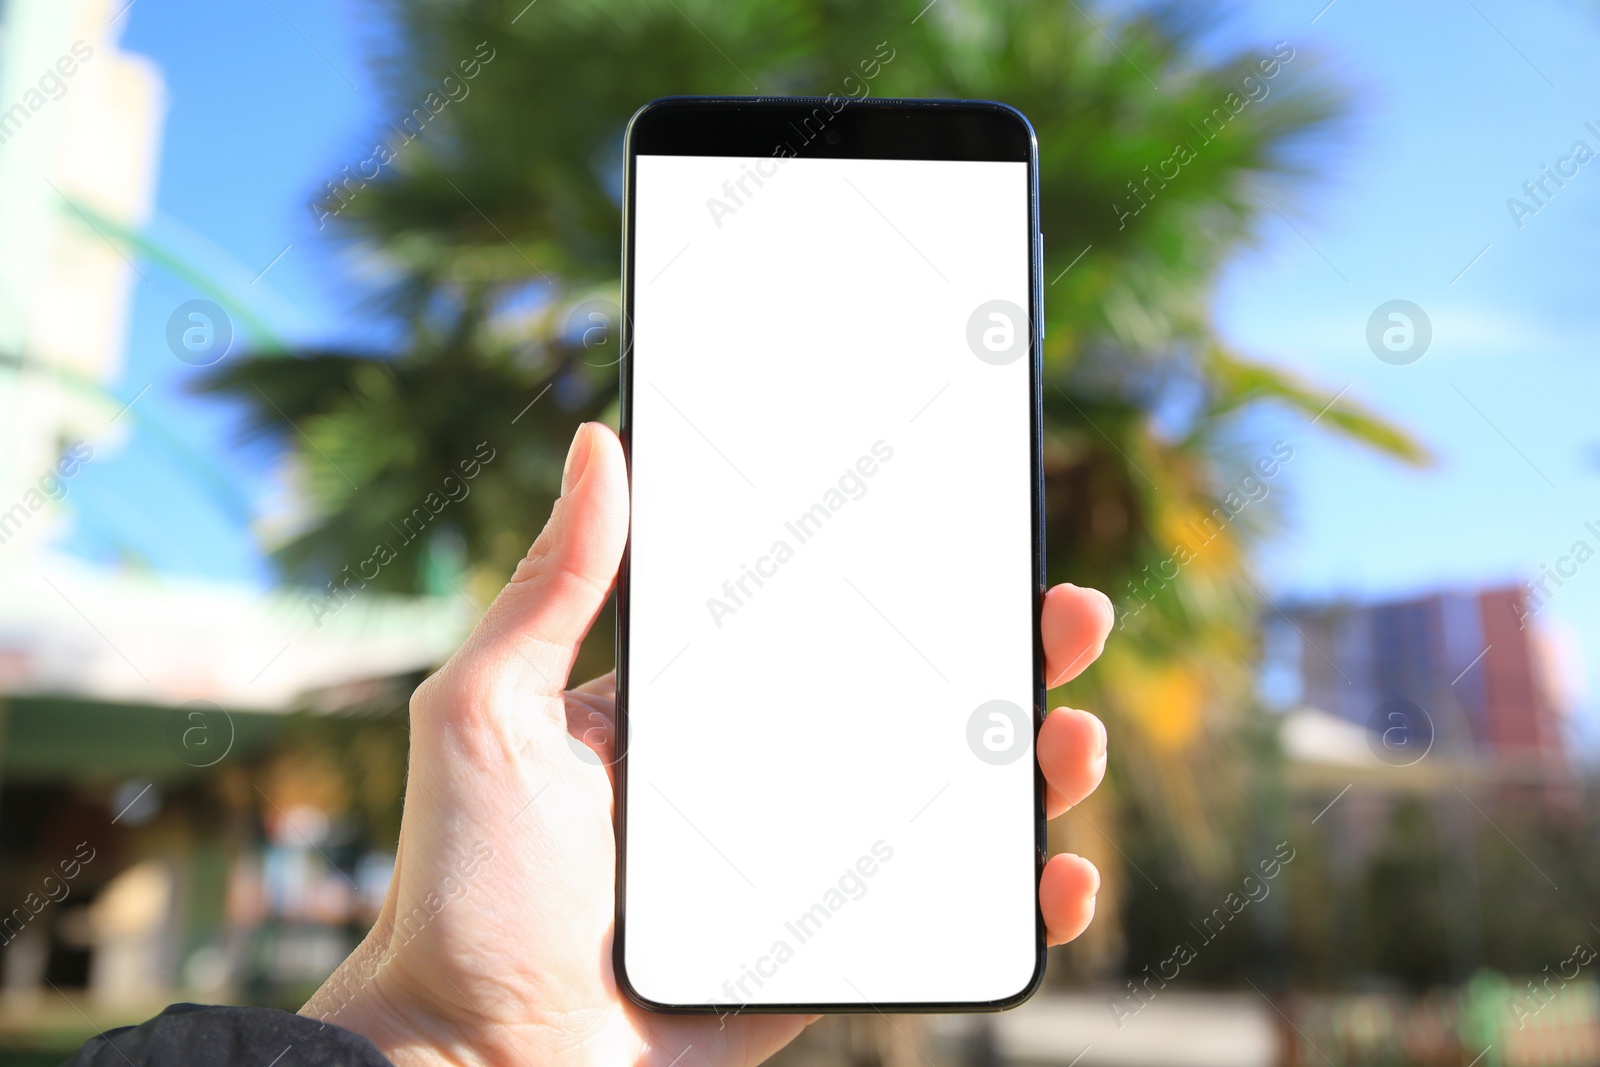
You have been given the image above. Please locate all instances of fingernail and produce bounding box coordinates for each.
[1094,589,1115,628]
[1091,714,1107,759]
[562,423,593,496]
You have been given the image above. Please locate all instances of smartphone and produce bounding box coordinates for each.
[615,97,1044,1013]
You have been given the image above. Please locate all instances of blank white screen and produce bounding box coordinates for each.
[624,152,1036,1008]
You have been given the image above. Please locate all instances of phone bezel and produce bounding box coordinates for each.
[614,96,1047,1015]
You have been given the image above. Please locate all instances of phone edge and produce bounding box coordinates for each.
[612,95,1048,1015]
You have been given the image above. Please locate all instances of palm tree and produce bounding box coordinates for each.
[202,0,1424,997]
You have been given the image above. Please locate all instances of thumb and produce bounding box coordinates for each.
[468,422,629,697]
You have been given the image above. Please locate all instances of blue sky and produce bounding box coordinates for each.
[1207,0,1600,743]
[58,0,1600,742]
[60,0,393,583]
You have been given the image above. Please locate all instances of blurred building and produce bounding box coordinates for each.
[1274,585,1569,775]
[0,0,468,1033]
[0,0,161,531]
[1300,586,1567,761]
[1262,586,1581,996]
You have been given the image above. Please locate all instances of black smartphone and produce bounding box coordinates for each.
[615,96,1044,1014]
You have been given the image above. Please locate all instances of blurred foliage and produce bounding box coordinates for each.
[1277,790,1599,992]
[1103,785,1600,1004]
[201,0,1430,976]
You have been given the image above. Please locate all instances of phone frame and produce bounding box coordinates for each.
[613,96,1047,1015]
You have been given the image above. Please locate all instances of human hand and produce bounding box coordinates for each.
[302,422,1113,1067]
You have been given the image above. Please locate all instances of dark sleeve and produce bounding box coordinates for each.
[63,1003,395,1067]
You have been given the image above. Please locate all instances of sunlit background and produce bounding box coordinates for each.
[2,0,1598,1063]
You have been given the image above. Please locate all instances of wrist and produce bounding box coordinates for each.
[300,942,481,1067]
